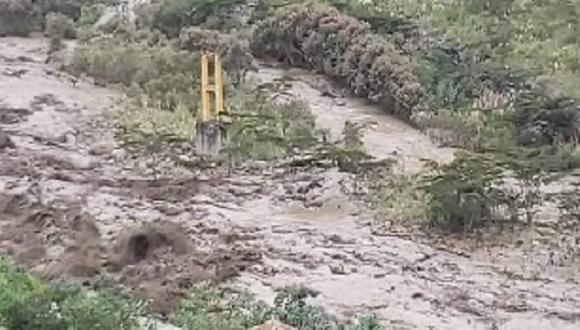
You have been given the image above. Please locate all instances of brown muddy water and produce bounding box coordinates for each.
[0,36,579,329]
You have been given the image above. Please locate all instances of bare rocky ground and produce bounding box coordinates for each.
[1,36,580,330]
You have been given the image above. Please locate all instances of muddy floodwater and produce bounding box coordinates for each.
[1,36,579,329]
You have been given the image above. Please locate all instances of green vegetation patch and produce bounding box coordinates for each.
[251,2,425,120]
[0,258,147,330]
[172,283,383,330]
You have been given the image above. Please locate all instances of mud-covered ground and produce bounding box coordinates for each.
[1,36,579,330]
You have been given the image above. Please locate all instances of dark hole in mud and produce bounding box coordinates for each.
[113,222,191,267]
[131,234,150,262]
[0,130,15,150]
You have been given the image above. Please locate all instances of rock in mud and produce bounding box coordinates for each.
[37,152,99,170]
[111,148,127,161]
[0,106,32,124]
[335,99,346,106]
[68,154,99,170]
[63,132,76,145]
[329,264,348,275]
[90,142,114,156]
[327,234,354,245]
[0,131,15,150]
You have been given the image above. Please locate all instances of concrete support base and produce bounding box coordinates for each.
[195,120,227,156]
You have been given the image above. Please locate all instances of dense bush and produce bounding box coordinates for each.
[0,0,35,36]
[0,0,111,36]
[512,89,580,146]
[221,90,320,162]
[77,3,107,26]
[35,0,85,21]
[45,12,76,38]
[251,3,426,120]
[139,0,247,37]
[45,11,76,51]
[421,152,504,232]
[419,145,580,232]
[178,27,256,86]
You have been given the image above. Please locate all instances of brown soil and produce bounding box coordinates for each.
[0,191,260,314]
[1,35,579,330]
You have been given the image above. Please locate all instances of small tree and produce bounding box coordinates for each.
[421,152,504,232]
[45,11,76,52]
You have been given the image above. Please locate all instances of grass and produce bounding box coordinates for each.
[118,100,198,145]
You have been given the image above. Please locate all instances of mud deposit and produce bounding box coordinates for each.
[1,36,580,330]
[0,36,262,314]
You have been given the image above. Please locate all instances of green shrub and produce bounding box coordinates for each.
[421,152,504,232]
[35,0,84,21]
[45,11,76,51]
[371,174,430,225]
[172,283,383,330]
[0,258,145,330]
[171,282,272,330]
[67,35,199,109]
[0,0,35,36]
[77,3,106,26]
[554,185,580,223]
[222,90,320,162]
[251,3,426,120]
[274,286,382,330]
[142,0,246,37]
[178,27,256,86]
[511,88,580,146]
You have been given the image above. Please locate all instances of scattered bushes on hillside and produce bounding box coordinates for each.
[417,145,580,232]
[67,34,199,110]
[251,3,426,120]
[327,0,580,154]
